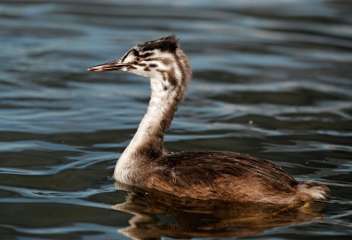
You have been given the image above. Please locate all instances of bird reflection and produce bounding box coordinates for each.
[113,183,325,240]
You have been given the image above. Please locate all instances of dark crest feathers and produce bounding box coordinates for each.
[138,35,178,52]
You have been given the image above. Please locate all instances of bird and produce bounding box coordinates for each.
[88,35,329,208]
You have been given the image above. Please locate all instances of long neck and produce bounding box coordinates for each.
[114,77,183,182]
[129,83,180,158]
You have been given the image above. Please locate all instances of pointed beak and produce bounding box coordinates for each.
[87,61,129,72]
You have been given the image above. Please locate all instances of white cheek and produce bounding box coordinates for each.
[130,67,150,77]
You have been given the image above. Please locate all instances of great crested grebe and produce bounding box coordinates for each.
[88,36,329,207]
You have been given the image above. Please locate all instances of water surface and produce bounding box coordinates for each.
[0,0,351,239]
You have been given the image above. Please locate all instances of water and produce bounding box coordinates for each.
[0,0,351,239]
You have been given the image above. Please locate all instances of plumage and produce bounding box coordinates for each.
[138,35,178,52]
[88,36,329,209]
[143,151,298,204]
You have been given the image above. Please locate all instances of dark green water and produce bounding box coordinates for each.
[0,0,351,239]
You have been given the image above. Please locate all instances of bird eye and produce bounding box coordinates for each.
[132,49,139,57]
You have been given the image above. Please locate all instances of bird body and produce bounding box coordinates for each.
[88,36,329,208]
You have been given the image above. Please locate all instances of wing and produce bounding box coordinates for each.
[149,151,297,195]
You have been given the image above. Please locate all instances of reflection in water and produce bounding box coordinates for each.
[113,183,324,240]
